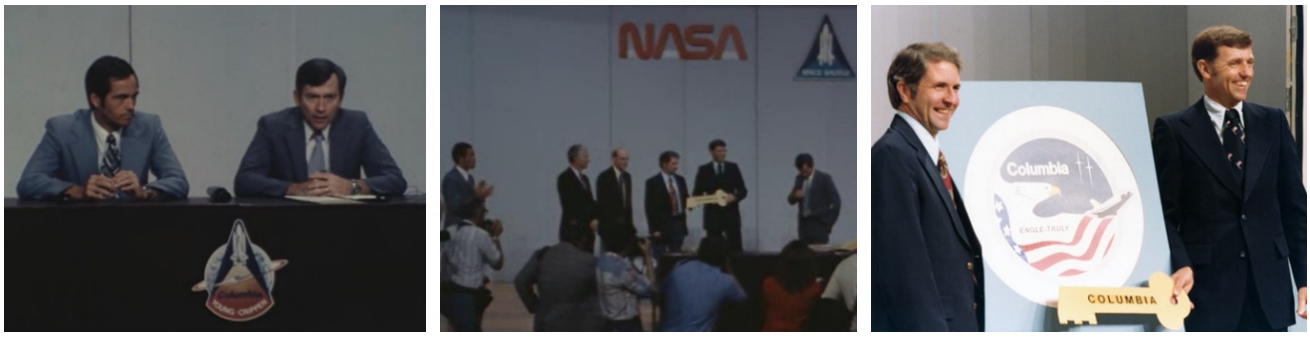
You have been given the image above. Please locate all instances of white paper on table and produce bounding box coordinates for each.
[285,195,365,204]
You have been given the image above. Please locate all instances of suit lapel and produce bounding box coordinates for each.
[891,117,971,249]
[119,125,148,178]
[285,119,308,182]
[1240,105,1271,201]
[1178,100,1242,198]
[72,110,99,180]
[328,117,351,177]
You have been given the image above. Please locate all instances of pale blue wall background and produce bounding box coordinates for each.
[441,5,857,282]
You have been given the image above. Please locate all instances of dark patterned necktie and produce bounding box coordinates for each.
[1222,109,1246,183]
[101,134,120,177]
[938,150,956,209]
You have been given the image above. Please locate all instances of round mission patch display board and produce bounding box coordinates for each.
[963,106,1145,306]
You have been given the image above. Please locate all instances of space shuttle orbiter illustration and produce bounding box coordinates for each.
[796,15,853,80]
[818,23,834,66]
[192,219,288,322]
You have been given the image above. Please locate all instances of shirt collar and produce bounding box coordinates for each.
[456,166,472,181]
[90,115,120,143]
[304,121,331,142]
[895,112,940,163]
[1203,94,1245,128]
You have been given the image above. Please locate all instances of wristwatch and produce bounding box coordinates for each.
[350,179,360,195]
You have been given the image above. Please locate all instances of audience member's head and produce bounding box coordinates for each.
[457,198,487,224]
[698,236,731,268]
[776,240,818,293]
[562,222,595,251]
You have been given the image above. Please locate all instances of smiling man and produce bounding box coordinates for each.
[235,58,406,198]
[17,55,188,201]
[870,42,983,332]
[1152,25,1306,332]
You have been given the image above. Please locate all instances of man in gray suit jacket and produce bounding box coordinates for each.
[17,56,188,201]
[442,142,493,227]
[235,58,406,197]
[786,153,841,244]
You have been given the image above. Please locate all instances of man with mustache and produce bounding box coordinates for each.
[236,58,406,198]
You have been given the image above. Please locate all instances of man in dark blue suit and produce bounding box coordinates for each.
[870,43,982,332]
[1152,25,1306,331]
[442,142,494,227]
[235,58,406,198]
[645,151,690,258]
[786,153,841,244]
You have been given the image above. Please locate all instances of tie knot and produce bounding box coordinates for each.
[107,134,117,145]
[1224,109,1241,124]
[312,132,324,142]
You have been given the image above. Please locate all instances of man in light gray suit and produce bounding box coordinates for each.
[786,153,841,244]
[442,142,493,227]
[235,58,406,197]
[17,56,188,201]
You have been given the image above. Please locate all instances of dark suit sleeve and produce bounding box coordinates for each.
[693,165,710,196]
[1272,112,1307,288]
[557,172,570,224]
[514,248,543,313]
[357,115,407,195]
[870,146,949,331]
[645,178,662,235]
[441,172,468,226]
[17,119,77,200]
[821,173,841,227]
[731,163,747,201]
[595,172,615,224]
[1151,117,1192,270]
[235,116,294,197]
[144,116,189,200]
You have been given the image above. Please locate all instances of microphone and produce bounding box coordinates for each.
[207,186,232,203]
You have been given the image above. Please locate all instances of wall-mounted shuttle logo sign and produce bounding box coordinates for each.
[963,106,1144,306]
[191,219,288,321]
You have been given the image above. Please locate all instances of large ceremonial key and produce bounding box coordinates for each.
[685,189,729,211]
[1057,272,1191,330]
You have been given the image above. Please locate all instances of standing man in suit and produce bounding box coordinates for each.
[557,144,598,241]
[442,142,494,227]
[18,55,188,201]
[645,151,690,258]
[693,139,748,252]
[870,43,983,331]
[1152,25,1306,331]
[596,147,635,246]
[786,153,841,244]
[235,58,407,198]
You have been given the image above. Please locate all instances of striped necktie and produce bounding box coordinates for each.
[938,150,956,209]
[1222,109,1246,184]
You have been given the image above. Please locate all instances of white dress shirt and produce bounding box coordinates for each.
[1203,95,1245,145]
[896,111,941,163]
[91,116,122,173]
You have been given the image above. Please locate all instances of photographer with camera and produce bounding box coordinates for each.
[440,198,503,331]
[597,234,656,331]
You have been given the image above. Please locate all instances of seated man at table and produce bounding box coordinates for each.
[17,55,188,201]
[658,236,747,332]
[515,223,605,331]
[234,58,406,197]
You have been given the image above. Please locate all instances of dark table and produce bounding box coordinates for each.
[656,250,853,331]
[5,196,426,331]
